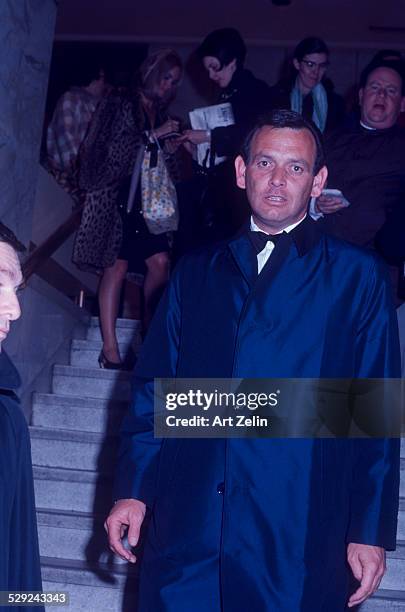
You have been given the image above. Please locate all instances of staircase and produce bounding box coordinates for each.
[361,468,405,611]
[29,316,405,610]
[30,317,141,611]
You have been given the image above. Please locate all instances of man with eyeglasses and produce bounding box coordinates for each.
[314,59,405,302]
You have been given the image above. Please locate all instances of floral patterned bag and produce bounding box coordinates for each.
[141,136,178,234]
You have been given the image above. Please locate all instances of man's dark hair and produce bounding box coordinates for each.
[197,28,247,69]
[74,54,111,88]
[372,49,403,63]
[360,59,405,95]
[240,109,326,175]
[0,223,25,252]
[293,37,329,62]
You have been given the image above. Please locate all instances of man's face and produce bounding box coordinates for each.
[235,126,327,233]
[0,242,22,351]
[359,67,405,129]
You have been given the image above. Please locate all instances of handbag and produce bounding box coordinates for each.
[140,136,178,234]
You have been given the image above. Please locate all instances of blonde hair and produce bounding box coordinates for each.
[139,49,182,104]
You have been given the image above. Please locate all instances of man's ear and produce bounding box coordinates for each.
[400,96,405,113]
[235,155,247,190]
[311,165,328,198]
[293,58,300,72]
[358,88,364,107]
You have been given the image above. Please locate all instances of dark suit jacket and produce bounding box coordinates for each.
[210,68,273,159]
[322,123,405,249]
[115,219,400,612]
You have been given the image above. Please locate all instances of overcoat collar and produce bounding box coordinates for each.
[0,350,21,391]
[227,215,323,285]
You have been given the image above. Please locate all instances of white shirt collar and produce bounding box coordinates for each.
[360,120,377,131]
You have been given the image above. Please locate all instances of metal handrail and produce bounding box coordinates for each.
[22,206,83,280]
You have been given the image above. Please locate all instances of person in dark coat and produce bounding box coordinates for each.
[375,202,405,264]
[314,59,405,301]
[270,37,345,134]
[0,237,44,611]
[375,206,405,374]
[105,111,400,611]
[176,28,273,248]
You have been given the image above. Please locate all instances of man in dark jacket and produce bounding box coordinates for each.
[376,207,405,374]
[0,236,44,610]
[106,111,400,612]
[314,59,405,299]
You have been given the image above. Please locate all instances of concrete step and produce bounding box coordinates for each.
[401,459,405,498]
[41,556,138,612]
[52,365,133,401]
[87,318,142,344]
[90,317,141,330]
[42,580,123,612]
[360,589,405,610]
[398,499,405,541]
[383,543,405,590]
[30,427,118,471]
[33,466,113,514]
[31,393,128,434]
[70,339,140,369]
[37,509,125,565]
[41,555,138,589]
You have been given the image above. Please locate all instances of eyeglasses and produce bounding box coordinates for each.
[300,59,329,70]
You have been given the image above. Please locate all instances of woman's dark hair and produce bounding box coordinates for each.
[293,37,329,62]
[240,109,326,175]
[138,49,183,105]
[197,28,247,69]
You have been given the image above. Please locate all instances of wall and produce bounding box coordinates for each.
[0,1,57,244]
[152,41,393,125]
[54,0,405,47]
[0,2,91,419]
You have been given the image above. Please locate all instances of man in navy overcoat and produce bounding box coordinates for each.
[106,110,401,611]
[0,237,44,610]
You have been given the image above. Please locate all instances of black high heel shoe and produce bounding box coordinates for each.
[98,350,124,370]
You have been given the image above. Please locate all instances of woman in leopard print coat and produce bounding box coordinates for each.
[73,49,183,368]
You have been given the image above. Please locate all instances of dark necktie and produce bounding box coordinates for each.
[249,230,284,254]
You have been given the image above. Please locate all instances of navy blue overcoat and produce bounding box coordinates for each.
[0,352,43,611]
[115,219,401,612]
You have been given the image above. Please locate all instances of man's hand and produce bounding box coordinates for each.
[315,194,348,214]
[104,498,146,563]
[347,543,386,607]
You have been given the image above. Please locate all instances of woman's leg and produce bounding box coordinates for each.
[143,251,170,331]
[98,258,128,363]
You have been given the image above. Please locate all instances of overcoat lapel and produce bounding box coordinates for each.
[227,232,258,288]
[255,232,294,290]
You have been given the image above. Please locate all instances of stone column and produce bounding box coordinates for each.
[0,0,57,244]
